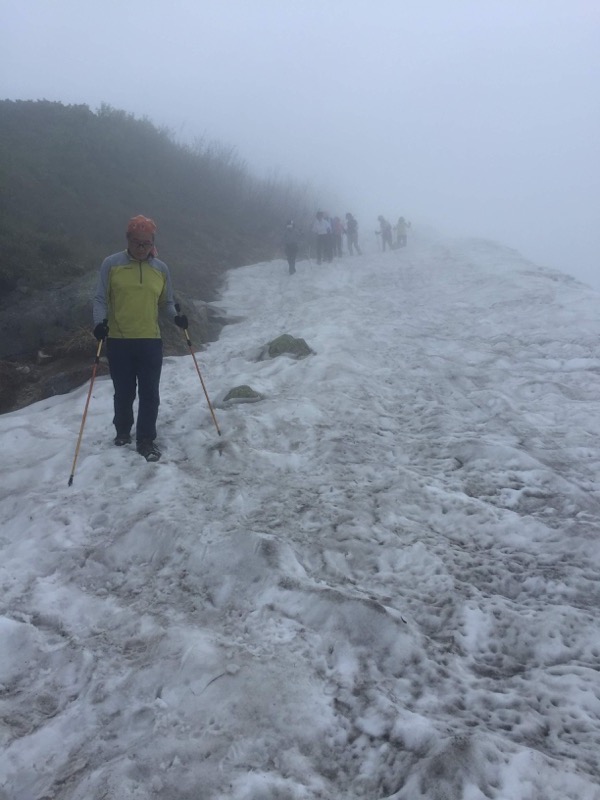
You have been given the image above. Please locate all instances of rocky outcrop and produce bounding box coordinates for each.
[262,334,314,360]
[223,385,263,404]
[0,286,229,415]
[0,273,98,360]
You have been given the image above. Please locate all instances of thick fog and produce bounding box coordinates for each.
[1,0,598,287]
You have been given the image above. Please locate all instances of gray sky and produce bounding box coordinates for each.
[2,0,599,287]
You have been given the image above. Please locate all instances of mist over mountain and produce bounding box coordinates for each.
[0,99,318,301]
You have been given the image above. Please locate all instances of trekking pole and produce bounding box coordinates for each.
[68,322,107,486]
[175,304,221,436]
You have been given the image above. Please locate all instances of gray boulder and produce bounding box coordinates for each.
[223,385,263,404]
[262,333,314,360]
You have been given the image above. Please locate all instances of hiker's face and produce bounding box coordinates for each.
[127,235,154,260]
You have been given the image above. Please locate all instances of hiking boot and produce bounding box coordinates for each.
[136,439,161,462]
[114,433,132,446]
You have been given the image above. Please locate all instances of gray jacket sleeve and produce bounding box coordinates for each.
[92,258,111,325]
[161,262,177,320]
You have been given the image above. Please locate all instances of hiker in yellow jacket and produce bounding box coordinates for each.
[92,215,187,461]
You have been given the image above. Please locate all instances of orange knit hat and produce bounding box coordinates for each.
[127,215,157,237]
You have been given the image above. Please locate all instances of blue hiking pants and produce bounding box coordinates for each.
[106,338,163,442]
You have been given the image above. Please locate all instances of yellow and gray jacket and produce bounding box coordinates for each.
[93,250,177,339]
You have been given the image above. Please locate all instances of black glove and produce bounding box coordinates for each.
[93,321,109,341]
[174,314,188,329]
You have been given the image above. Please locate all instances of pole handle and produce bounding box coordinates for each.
[175,302,193,347]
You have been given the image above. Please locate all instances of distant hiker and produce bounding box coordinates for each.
[322,211,334,262]
[345,213,362,255]
[378,215,394,252]
[311,211,331,265]
[283,219,300,275]
[395,216,411,248]
[332,216,344,257]
[92,215,188,462]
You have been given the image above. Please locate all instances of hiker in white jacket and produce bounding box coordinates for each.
[311,211,331,265]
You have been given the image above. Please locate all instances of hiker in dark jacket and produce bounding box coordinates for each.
[283,220,300,274]
[332,216,344,257]
[378,215,394,252]
[345,213,362,255]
